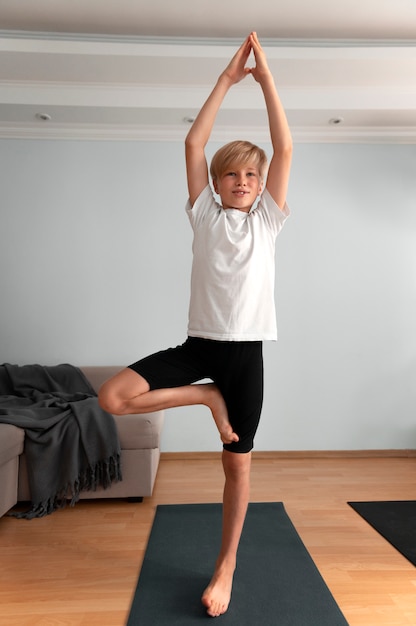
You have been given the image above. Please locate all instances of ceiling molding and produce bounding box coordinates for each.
[3,82,416,110]
[2,29,416,48]
[0,123,415,144]
[1,30,416,143]
[2,32,416,59]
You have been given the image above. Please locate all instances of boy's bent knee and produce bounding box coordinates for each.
[98,368,150,415]
[98,383,125,415]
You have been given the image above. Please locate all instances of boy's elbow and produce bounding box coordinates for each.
[275,141,293,163]
[284,135,293,154]
[184,134,193,151]
[185,137,206,164]
[185,134,196,156]
[185,132,201,151]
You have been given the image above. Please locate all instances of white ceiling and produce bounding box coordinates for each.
[1,0,416,142]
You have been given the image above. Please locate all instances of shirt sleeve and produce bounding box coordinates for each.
[185,185,219,230]
[254,188,290,236]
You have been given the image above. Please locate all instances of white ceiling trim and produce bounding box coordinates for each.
[0,123,415,144]
[1,31,416,143]
[2,29,416,47]
[2,32,416,59]
[2,82,416,110]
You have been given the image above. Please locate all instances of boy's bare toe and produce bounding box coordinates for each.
[201,570,233,617]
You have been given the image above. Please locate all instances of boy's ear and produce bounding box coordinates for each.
[212,178,219,193]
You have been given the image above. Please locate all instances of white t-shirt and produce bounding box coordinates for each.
[185,185,290,341]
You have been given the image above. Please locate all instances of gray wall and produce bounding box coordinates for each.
[1,139,415,452]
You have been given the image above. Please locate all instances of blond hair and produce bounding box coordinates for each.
[210,140,268,182]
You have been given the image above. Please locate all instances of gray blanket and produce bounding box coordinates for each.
[0,363,122,519]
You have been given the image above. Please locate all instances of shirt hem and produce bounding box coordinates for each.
[187,330,277,342]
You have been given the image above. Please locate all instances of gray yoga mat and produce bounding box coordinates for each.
[127,502,349,625]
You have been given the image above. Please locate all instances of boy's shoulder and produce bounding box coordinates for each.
[257,188,290,220]
[185,185,219,221]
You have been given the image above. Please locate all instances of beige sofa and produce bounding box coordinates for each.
[0,366,164,516]
[0,424,25,517]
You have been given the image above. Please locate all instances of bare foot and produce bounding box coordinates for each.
[206,384,239,445]
[201,561,235,617]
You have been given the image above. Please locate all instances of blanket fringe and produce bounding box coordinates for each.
[9,453,122,520]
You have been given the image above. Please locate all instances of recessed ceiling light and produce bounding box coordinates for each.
[35,113,52,122]
[183,116,195,124]
[329,117,344,125]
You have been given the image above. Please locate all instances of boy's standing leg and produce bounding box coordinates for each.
[202,450,251,618]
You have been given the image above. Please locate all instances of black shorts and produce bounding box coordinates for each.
[128,337,264,454]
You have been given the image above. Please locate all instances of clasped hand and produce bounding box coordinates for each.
[222,31,272,86]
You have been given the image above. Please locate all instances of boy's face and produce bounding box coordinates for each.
[213,164,263,213]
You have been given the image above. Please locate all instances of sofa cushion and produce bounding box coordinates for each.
[113,412,163,449]
[0,424,24,465]
[80,366,123,394]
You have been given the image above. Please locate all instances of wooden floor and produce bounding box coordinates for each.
[0,454,415,626]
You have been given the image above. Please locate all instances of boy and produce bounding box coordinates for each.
[99,32,292,618]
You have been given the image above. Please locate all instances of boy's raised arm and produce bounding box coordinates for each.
[185,32,292,209]
[185,36,252,206]
[250,32,293,210]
